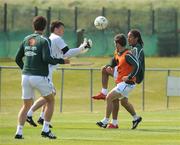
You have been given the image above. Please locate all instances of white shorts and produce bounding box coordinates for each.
[113,81,135,98]
[48,64,57,82]
[113,66,118,80]
[21,75,55,100]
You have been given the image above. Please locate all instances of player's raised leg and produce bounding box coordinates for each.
[92,65,114,100]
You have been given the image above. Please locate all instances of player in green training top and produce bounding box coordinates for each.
[14,16,69,139]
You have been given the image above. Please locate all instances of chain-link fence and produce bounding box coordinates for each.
[0,67,180,112]
[0,6,3,31]
[156,8,179,56]
[0,3,180,58]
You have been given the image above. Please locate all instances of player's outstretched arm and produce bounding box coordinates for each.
[63,38,93,58]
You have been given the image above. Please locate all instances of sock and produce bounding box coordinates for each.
[101,88,108,95]
[16,125,23,135]
[101,117,109,124]
[42,121,50,132]
[112,119,118,126]
[27,109,33,117]
[40,112,45,119]
[133,115,139,121]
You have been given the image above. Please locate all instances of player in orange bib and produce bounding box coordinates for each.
[96,33,142,129]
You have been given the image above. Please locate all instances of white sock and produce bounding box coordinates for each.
[27,109,33,117]
[42,121,50,132]
[101,88,108,95]
[133,115,139,121]
[40,112,45,119]
[16,125,23,135]
[101,117,109,124]
[112,119,118,126]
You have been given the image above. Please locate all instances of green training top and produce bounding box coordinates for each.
[131,43,145,84]
[15,32,65,76]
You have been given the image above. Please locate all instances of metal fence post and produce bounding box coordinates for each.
[166,70,170,109]
[0,67,1,112]
[152,9,155,34]
[60,68,64,112]
[102,7,106,16]
[4,3,7,32]
[90,69,93,112]
[11,9,15,30]
[142,79,145,111]
[58,10,61,20]
[46,7,51,37]
[34,6,38,16]
[127,9,131,32]
[74,7,78,32]
[174,10,179,55]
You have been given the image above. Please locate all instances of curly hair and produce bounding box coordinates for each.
[129,29,144,46]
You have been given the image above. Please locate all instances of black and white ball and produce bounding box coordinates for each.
[94,16,108,30]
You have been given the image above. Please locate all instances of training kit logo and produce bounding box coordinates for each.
[25,38,37,56]
[28,38,36,46]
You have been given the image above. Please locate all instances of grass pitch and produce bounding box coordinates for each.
[0,57,180,145]
[0,110,180,145]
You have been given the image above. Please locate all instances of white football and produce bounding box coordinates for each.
[94,16,108,30]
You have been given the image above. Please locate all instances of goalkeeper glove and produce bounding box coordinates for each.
[79,38,93,53]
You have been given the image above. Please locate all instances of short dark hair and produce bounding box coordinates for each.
[129,29,144,46]
[50,20,64,32]
[32,16,47,31]
[114,33,127,47]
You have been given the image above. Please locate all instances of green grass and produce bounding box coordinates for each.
[0,57,180,145]
[1,110,180,145]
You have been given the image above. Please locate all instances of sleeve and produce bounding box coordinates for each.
[56,37,68,54]
[15,42,24,69]
[63,47,82,58]
[42,40,65,65]
[61,46,69,55]
[109,57,117,68]
[125,53,139,80]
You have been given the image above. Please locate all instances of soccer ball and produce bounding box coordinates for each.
[94,16,108,30]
